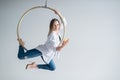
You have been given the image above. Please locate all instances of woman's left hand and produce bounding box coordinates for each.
[62,38,69,47]
[56,38,69,51]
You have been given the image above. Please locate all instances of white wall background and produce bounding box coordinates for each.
[0,0,120,80]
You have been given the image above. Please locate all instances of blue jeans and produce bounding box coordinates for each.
[18,46,56,71]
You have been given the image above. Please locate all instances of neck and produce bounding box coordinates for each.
[54,30,59,34]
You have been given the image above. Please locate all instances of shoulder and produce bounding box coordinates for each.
[49,31,56,37]
[48,31,57,40]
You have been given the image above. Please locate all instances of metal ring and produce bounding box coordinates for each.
[17,6,66,50]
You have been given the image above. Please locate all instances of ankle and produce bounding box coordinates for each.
[27,62,37,69]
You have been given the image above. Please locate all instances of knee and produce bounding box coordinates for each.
[17,55,25,60]
[50,66,56,71]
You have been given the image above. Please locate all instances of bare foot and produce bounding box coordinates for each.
[26,62,38,69]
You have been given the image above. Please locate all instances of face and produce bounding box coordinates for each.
[53,21,60,31]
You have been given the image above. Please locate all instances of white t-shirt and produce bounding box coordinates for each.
[36,17,67,64]
[35,31,60,64]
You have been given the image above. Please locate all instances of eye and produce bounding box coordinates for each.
[57,23,60,26]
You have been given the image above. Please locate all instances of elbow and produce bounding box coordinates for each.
[56,46,62,51]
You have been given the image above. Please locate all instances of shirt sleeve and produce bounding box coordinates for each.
[48,32,61,59]
[47,32,56,47]
[45,32,58,53]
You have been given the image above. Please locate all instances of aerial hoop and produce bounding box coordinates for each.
[17,6,66,50]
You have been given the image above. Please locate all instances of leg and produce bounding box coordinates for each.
[37,59,56,71]
[26,60,56,71]
[18,45,25,59]
[18,45,42,59]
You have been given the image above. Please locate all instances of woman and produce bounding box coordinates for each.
[17,10,69,71]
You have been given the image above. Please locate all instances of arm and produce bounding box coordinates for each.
[56,38,69,51]
[54,10,67,26]
[54,9,64,21]
[54,10,68,51]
